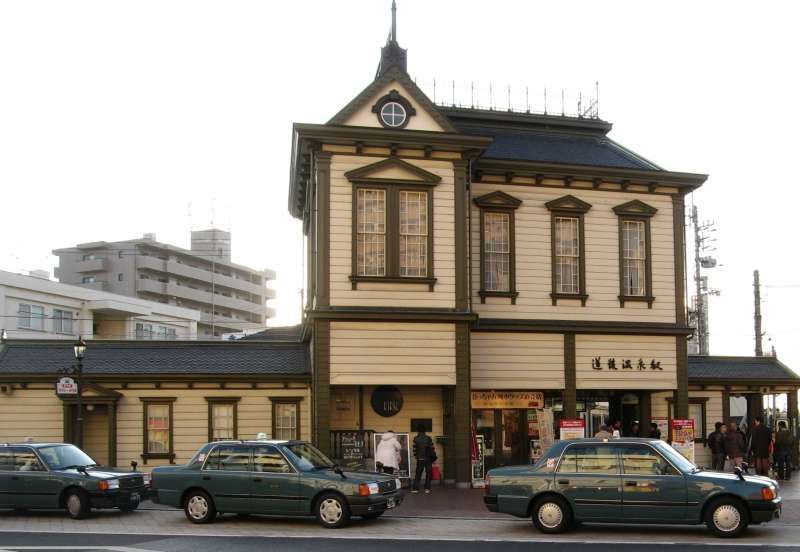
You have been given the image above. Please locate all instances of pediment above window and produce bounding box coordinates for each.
[545,194,592,213]
[344,157,442,185]
[473,190,522,210]
[612,199,658,217]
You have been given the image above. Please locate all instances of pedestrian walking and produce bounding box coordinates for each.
[375,430,402,475]
[724,420,746,471]
[412,425,435,494]
[750,416,772,476]
[707,422,726,471]
[648,422,661,439]
[774,421,795,480]
[630,422,640,437]
[611,420,622,439]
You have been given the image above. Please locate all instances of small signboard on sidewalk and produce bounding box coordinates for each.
[56,377,77,395]
[671,418,695,463]
[559,419,586,440]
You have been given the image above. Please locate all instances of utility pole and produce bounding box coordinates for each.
[754,270,763,356]
[692,206,706,355]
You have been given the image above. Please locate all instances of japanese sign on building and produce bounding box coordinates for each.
[590,357,663,370]
[471,391,544,409]
[56,377,77,395]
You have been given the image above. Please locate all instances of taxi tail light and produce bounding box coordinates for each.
[98,480,109,492]
[762,487,777,501]
[358,483,371,497]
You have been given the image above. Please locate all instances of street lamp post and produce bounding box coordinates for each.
[72,337,87,448]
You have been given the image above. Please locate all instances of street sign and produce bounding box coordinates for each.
[56,377,77,395]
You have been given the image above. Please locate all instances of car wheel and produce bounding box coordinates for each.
[531,496,571,534]
[706,498,749,538]
[65,490,90,520]
[315,492,351,529]
[362,511,384,520]
[184,490,216,524]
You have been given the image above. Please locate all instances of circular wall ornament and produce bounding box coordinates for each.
[379,101,407,127]
[371,386,404,417]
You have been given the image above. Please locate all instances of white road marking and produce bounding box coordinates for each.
[0,548,160,552]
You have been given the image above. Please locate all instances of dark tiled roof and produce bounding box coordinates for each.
[0,340,309,377]
[459,125,660,170]
[689,355,800,382]
[239,325,306,342]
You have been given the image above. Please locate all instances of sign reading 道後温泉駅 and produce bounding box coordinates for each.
[471,391,544,409]
[56,377,77,395]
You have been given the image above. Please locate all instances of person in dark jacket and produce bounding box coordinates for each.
[707,422,726,471]
[774,420,795,480]
[648,422,661,439]
[750,416,773,476]
[724,420,746,470]
[412,425,435,494]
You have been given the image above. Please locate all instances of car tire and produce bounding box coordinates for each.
[705,497,749,538]
[65,489,90,520]
[184,490,216,524]
[315,492,351,529]
[531,496,571,534]
[362,511,384,520]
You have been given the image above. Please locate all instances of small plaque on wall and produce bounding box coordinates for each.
[410,418,432,433]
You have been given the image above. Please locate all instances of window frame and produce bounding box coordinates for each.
[545,195,592,306]
[52,309,74,335]
[140,397,176,464]
[556,443,620,475]
[618,443,680,476]
[473,191,522,304]
[270,397,303,441]
[206,397,240,442]
[349,183,436,290]
[613,200,658,308]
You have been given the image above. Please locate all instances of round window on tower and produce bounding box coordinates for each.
[379,101,407,128]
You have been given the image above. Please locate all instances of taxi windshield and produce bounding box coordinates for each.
[36,445,96,470]
[284,443,335,471]
[653,441,697,474]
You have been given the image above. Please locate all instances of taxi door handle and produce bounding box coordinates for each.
[202,476,211,481]
[11,476,19,480]
[253,478,263,482]
[624,481,637,487]
[557,479,570,485]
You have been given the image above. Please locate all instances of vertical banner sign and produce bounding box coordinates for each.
[559,420,586,441]
[538,408,555,457]
[671,419,696,463]
[472,435,485,487]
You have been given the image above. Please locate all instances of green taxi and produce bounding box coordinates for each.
[484,438,781,538]
[0,442,149,519]
[151,440,404,528]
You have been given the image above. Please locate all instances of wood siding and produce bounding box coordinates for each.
[329,155,456,308]
[471,332,565,389]
[470,183,677,322]
[0,388,63,443]
[575,334,677,390]
[330,322,456,385]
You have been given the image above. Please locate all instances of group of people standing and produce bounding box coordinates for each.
[707,417,796,480]
[374,426,437,494]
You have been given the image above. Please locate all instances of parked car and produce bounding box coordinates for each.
[0,442,149,519]
[151,439,404,528]
[484,438,781,538]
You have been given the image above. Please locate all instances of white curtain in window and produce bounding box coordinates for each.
[147,404,170,453]
[555,217,580,294]
[484,212,510,291]
[622,220,646,296]
[399,191,428,276]
[356,189,386,276]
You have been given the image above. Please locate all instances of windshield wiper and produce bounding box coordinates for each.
[59,464,94,472]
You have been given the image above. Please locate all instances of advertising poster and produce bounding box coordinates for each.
[472,435,485,487]
[559,419,586,440]
[538,408,555,456]
[671,419,695,463]
[373,432,412,478]
[652,417,669,441]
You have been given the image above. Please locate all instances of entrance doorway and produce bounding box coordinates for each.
[63,399,118,468]
[473,409,534,470]
[578,392,643,437]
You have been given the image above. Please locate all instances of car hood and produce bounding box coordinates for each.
[692,469,777,487]
[58,467,143,480]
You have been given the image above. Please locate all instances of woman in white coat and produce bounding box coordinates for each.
[375,431,402,475]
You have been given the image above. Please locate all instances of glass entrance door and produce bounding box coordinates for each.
[501,410,527,466]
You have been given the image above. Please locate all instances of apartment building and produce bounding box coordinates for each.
[0,269,199,340]
[53,229,276,338]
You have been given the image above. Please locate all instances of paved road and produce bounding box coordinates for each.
[0,533,799,552]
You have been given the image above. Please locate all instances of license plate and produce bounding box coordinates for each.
[386,497,395,509]
[130,493,140,504]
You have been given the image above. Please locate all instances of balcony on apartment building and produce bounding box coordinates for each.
[136,278,267,318]
[74,258,107,273]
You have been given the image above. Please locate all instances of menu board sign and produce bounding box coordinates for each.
[671,419,695,463]
[559,419,586,440]
[472,435,485,487]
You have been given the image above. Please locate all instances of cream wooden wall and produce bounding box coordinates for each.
[470,182,676,323]
[0,388,63,443]
[471,332,564,389]
[330,322,456,385]
[340,80,447,132]
[575,334,677,390]
[651,389,724,469]
[329,155,456,309]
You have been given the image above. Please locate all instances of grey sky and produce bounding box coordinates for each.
[1,1,797,373]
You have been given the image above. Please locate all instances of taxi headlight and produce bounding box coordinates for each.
[98,479,120,492]
[761,485,777,501]
[395,478,402,490]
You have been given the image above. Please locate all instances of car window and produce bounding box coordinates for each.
[252,446,292,473]
[620,445,678,476]
[203,445,250,471]
[0,449,13,471]
[558,445,618,474]
[12,448,45,472]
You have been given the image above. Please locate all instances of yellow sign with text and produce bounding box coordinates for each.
[471,391,544,409]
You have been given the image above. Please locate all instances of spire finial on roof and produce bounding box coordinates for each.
[376,0,407,78]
